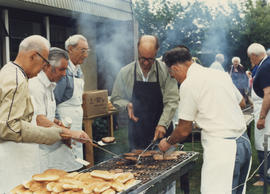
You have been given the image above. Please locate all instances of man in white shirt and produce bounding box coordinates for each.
[159,47,251,194]
[209,53,225,71]
[29,47,90,172]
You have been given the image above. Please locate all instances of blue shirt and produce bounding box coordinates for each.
[54,60,83,106]
[253,56,270,98]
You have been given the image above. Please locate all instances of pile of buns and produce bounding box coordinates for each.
[11,169,138,194]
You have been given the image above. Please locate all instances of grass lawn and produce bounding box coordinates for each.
[93,121,265,194]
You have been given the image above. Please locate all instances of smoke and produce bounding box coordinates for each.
[75,12,134,95]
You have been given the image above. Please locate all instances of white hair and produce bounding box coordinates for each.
[65,34,87,50]
[232,56,240,63]
[215,53,224,63]
[266,49,270,56]
[247,43,266,56]
[19,35,50,52]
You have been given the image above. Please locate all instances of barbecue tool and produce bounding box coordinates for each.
[136,139,158,164]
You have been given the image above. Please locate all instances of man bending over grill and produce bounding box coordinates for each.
[159,46,251,194]
[29,47,89,172]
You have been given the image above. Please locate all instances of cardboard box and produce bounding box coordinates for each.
[82,90,108,117]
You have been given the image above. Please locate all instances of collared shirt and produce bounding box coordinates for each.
[178,63,246,138]
[111,59,179,128]
[0,62,61,144]
[29,71,57,122]
[137,62,150,82]
[209,61,225,72]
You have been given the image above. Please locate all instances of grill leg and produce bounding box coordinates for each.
[180,173,190,194]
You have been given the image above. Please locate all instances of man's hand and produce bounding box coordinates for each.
[54,119,64,127]
[257,118,265,129]
[158,138,171,152]
[60,128,91,143]
[154,125,166,141]
[127,103,139,122]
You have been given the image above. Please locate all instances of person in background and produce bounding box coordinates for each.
[266,48,270,57]
[229,57,249,104]
[160,47,251,194]
[247,43,270,186]
[111,35,179,150]
[29,47,90,172]
[209,53,225,71]
[54,34,90,172]
[0,35,77,192]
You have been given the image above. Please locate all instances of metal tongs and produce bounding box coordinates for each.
[136,139,158,164]
[62,135,121,159]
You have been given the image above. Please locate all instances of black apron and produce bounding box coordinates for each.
[128,62,173,150]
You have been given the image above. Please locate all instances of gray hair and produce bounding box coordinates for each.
[247,43,266,56]
[19,35,50,52]
[48,47,69,67]
[232,56,240,63]
[215,53,224,63]
[266,49,270,56]
[65,34,87,50]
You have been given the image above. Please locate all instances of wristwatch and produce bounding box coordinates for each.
[166,136,173,145]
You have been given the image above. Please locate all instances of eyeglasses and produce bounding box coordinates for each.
[139,56,156,64]
[75,47,90,54]
[36,52,50,66]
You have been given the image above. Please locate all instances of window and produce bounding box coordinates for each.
[50,15,77,49]
[9,9,45,60]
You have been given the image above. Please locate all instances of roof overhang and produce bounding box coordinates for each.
[0,0,133,21]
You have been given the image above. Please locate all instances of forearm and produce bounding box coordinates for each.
[36,115,55,128]
[167,119,192,145]
[259,87,270,119]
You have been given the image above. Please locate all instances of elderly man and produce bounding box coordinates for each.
[111,35,179,150]
[54,34,90,171]
[29,47,90,172]
[209,53,225,71]
[160,47,251,194]
[0,35,78,192]
[247,43,270,186]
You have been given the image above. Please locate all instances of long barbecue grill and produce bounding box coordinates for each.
[82,151,199,193]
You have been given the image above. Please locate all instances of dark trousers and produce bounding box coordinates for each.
[257,150,270,183]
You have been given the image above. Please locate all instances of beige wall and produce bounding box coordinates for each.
[78,19,98,91]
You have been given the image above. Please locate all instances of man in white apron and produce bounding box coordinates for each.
[0,36,76,193]
[247,43,270,186]
[54,34,90,172]
[29,47,90,173]
[159,47,252,194]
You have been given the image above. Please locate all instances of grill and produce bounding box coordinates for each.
[82,151,199,193]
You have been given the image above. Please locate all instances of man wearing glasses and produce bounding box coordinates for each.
[0,35,81,192]
[111,35,179,150]
[54,34,90,172]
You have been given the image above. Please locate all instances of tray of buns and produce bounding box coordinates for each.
[10,168,140,194]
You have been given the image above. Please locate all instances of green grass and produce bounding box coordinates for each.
[93,121,265,194]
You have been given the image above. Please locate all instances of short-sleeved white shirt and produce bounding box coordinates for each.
[29,71,56,122]
[178,63,246,138]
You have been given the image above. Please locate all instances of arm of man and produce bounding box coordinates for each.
[111,69,131,112]
[0,80,62,144]
[156,66,179,135]
[257,86,270,129]
[159,119,192,151]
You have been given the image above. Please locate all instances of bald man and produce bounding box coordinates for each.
[111,35,179,150]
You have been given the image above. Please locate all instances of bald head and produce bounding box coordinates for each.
[137,35,159,51]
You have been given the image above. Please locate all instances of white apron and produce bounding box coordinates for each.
[55,72,84,172]
[201,131,248,194]
[0,142,40,192]
[251,88,270,151]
